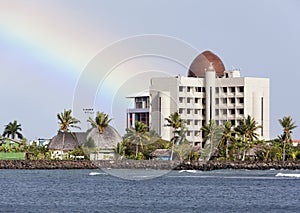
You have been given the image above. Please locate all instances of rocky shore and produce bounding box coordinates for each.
[1,160,300,170]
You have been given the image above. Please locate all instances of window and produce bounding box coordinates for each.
[179,108,184,114]
[222,98,227,104]
[215,109,219,116]
[187,120,192,125]
[202,98,206,105]
[194,131,198,136]
[179,86,184,92]
[202,109,206,115]
[222,109,227,115]
[179,97,184,103]
[202,87,206,93]
[194,120,199,125]
[216,88,219,93]
[238,97,244,104]
[230,120,236,125]
[238,86,244,93]
[187,109,191,114]
[187,86,191,92]
[187,97,192,104]
[222,87,227,93]
[195,87,201,92]
[229,109,235,115]
[215,98,219,105]
[195,98,199,104]
[230,87,236,93]
[238,109,244,115]
[230,98,235,104]
[194,109,199,114]
[187,131,191,136]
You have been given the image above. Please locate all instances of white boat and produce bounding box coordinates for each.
[275,173,300,178]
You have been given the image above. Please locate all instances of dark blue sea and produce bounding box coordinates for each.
[0,169,300,212]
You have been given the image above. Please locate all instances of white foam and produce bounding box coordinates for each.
[179,170,197,174]
[275,173,300,178]
[89,172,105,176]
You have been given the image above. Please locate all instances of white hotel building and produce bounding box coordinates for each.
[127,51,270,146]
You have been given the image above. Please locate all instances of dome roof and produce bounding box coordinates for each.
[86,125,122,149]
[188,50,225,77]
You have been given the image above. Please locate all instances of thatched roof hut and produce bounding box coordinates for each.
[48,132,87,151]
[86,125,122,150]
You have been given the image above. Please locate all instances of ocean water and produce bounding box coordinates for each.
[0,169,300,212]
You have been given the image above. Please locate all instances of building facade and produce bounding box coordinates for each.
[127,51,270,145]
[126,92,150,129]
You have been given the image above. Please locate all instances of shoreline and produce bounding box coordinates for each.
[1,160,300,170]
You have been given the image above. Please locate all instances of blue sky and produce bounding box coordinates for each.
[0,0,299,141]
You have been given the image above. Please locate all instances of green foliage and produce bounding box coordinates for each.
[121,137,171,160]
[234,115,261,161]
[3,120,23,139]
[57,109,81,132]
[278,116,297,161]
[124,121,150,158]
[136,152,144,160]
[68,147,85,159]
[88,111,112,134]
[26,143,51,160]
[114,141,127,160]
[200,120,223,161]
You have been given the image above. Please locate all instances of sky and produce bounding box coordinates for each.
[0,0,299,141]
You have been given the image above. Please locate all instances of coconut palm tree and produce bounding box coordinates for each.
[219,121,236,159]
[278,116,297,161]
[165,111,185,160]
[235,115,261,161]
[57,109,81,154]
[88,111,112,134]
[201,120,223,161]
[124,121,150,158]
[3,120,23,140]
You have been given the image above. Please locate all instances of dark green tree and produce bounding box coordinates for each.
[235,115,261,161]
[57,109,81,153]
[124,121,150,158]
[165,111,185,160]
[88,111,112,134]
[278,116,297,161]
[3,120,23,140]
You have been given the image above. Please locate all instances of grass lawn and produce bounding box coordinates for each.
[0,152,25,160]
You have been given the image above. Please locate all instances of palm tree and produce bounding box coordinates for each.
[278,116,297,161]
[3,120,23,140]
[201,120,223,161]
[219,121,236,159]
[235,115,261,161]
[88,111,112,134]
[124,121,150,158]
[57,109,81,154]
[165,111,185,160]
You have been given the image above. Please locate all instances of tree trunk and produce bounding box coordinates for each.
[242,150,246,161]
[62,132,65,159]
[225,139,229,159]
[170,141,174,161]
[282,140,286,161]
[135,144,138,158]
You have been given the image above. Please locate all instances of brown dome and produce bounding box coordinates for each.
[188,50,225,77]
